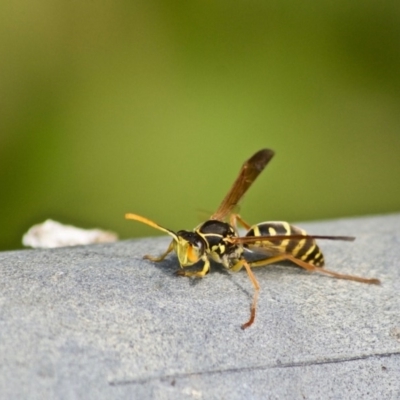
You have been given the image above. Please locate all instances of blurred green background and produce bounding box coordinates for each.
[1,1,399,251]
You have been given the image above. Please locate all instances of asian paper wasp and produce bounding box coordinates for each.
[126,149,380,329]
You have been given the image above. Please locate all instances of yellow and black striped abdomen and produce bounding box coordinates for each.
[246,221,325,267]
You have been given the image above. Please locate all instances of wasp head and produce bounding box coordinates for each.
[125,213,206,268]
[174,230,206,267]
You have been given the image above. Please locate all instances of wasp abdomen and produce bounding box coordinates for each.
[246,221,325,266]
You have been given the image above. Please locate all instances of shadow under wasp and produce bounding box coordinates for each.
[126,149,380,329]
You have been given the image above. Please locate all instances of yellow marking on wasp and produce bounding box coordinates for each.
[204,234,224,238]
[281,221,291,233]
[280,221,291,248]
[253,225,261,236]
[298,228,307,235]
[313,252,324,266]
[292,238,307,257]
[301,243,316,260]
[252,225,262,244]
[268,227,277,235]
[314,252,323,260]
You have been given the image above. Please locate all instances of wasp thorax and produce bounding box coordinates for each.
[174,230,206,267]
[196,220,243,269]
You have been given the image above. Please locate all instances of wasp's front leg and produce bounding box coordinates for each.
[176,259,210,278]
[143,240,174,262]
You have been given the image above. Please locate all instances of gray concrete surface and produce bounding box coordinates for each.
[0,214,399,399]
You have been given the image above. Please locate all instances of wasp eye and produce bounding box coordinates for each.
[194,238,204,250]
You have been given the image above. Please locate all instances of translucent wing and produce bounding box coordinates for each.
[211,149,275,221]
[233,234,355,244]
[233,234,355,261]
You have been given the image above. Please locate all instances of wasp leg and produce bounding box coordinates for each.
[176,259,210,278]
[231,258,260,329]
[230,214,252,231]
[143,240,174,262]
[249,255,381,285]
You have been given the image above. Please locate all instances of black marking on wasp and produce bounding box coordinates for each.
[126,149,380,329]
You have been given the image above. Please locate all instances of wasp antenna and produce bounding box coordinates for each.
[125,213,178,239]
[311,235,355,242]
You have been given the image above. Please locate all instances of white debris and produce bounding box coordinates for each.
[22,219,118,248]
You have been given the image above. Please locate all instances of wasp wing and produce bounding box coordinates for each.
[233,234,355,244]
[233,234,354,266]
[211,149,274,221]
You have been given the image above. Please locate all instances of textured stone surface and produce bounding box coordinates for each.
[0,214,399,399]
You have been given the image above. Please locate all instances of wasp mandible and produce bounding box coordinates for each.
[126,149,380,329]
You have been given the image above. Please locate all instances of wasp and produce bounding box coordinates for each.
[126,149,380,329]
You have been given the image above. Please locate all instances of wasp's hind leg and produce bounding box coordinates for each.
[230,214,252,232]
[249,254,380,285]
[231,259,260,329]
[143,240,174,262]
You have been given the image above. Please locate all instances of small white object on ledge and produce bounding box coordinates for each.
[22,219,118,248]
